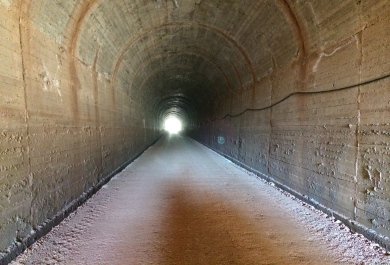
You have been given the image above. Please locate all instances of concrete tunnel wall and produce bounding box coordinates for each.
[1,0,390,260]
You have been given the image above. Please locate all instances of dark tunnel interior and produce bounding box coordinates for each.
[1,0,390,261]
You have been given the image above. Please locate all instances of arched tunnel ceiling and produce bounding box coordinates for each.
[29,0,378,126]
[71,0,300,125]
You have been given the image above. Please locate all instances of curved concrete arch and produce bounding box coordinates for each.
[144,80,208,114]
[131,65,224,103]
[121,42,243,92]
[134,68,220,122]
[128,51,235,98]
[275,0,309,88]
[110,22,256,90]
[137,73,217,123]
[276,0,308,62]
[149,75,215,103]
[155,95,199,122]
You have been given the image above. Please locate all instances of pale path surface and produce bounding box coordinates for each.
[11,135,390,265]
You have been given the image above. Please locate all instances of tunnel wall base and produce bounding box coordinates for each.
[193,138,390,251]
[0,135,161,265]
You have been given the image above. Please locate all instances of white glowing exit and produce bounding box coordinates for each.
[164,117,182,134]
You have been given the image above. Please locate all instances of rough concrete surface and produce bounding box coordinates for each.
[10,136,390,264]
[1,0,390,260]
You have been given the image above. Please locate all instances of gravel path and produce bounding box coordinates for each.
[11,135,390,264]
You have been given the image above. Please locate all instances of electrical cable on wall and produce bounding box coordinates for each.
[205,72,390,123]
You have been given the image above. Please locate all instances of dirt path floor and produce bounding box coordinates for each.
[11,135,390,264]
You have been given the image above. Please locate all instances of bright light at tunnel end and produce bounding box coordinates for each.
[164,117,182,134]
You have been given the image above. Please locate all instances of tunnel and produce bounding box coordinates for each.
[1,0,390,263]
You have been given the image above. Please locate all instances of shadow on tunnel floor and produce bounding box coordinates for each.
[156,183,319,265]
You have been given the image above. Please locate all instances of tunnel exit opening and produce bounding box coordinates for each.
[164,116,182,134]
